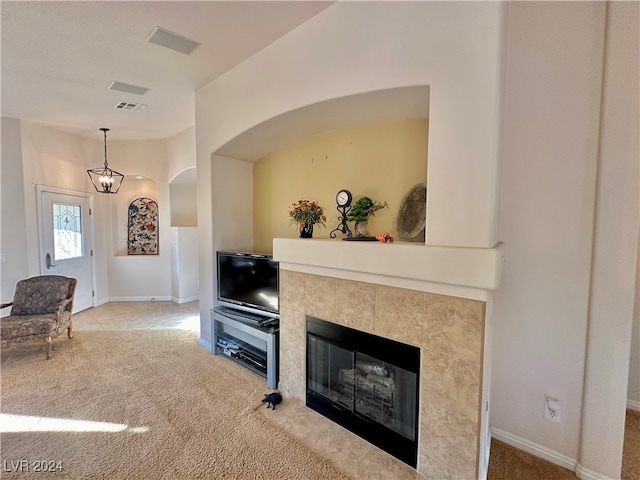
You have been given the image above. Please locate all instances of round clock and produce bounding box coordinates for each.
[330,189,354,239]
[336,189,352,207]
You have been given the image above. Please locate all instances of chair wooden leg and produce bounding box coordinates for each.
[44,336,52,360]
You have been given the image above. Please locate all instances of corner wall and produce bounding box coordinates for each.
[0,118,29,304]
[492,3,638,478]
[579,2,639,476]
[1,121,181,307]
[491,1,605,460]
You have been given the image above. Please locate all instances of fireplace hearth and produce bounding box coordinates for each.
[306,316,420,467]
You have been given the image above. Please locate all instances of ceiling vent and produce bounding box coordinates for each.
[146,26,200,55]
[114,101,146,112]
[108,81,149,96]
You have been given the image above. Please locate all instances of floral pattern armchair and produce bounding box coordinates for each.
[1,275,77,359]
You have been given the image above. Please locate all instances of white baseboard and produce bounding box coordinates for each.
[171,295,199,304]
[108,296,172,302]
[575,463,619,480]
[491,428,577,471]
[491,429,620,480]
[199,338,212,352]
[627,399,640,412]
[94,298,109,307]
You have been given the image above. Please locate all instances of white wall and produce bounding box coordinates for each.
[18,122,97,279]
[195,0,505,345]
[171,227,199,303]
[170,183,197,226]
[196,1,505,247]
[492,2,638,478]
[167,127,199,307]
[194,1,637,478]
[197,154,253,344]
[579,2,639,477]
[104,139,172,301]
[491,1,605,461]
[630,238,640,409]
[1,118,29,304]
[0,122,178,305]
[167,126,196,183]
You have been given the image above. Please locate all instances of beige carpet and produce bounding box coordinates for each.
[1,329,350,480]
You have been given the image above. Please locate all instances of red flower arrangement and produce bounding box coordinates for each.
[289,199,327,229]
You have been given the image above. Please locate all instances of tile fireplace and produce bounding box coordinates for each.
[306,316,420,467]
[273,238,499,478]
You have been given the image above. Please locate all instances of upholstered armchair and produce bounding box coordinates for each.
[1,275,77,359]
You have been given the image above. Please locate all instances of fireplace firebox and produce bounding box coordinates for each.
[306,316,420,467]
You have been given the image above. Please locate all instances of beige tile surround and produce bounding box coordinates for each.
[278,270,486,479]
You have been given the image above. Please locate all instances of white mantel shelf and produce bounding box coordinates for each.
[273,238,504,301]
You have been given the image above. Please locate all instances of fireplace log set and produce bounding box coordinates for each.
[333,362,397,428]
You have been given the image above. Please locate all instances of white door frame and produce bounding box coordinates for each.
[36,184,96,310]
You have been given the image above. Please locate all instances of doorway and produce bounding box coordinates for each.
[37,185,94,313]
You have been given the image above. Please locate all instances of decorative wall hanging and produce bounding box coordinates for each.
[127,197,159,255]
[396,183,426,241]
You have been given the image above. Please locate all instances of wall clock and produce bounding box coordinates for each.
[330,189,353,239]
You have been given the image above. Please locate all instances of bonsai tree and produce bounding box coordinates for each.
[347,196,388,237]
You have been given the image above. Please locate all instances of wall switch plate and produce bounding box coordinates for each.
[544,395,562,423]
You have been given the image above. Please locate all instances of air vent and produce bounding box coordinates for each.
[108,81,149,96]
[114,101,146,112]
[146,26,200,55]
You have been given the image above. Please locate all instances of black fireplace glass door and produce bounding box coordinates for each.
[354,353,417,441]
[307,335,355,411]
[307,334,417,442]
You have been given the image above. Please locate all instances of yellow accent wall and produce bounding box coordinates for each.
[253,119,428,254]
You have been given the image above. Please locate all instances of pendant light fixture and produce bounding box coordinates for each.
[87,128,124,194]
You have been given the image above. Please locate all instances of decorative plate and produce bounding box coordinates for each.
[396,183,426,240]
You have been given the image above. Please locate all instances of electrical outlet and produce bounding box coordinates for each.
[544,395,562,423]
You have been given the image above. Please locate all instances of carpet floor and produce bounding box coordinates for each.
[2,326,637,480]
[1,329,350,480]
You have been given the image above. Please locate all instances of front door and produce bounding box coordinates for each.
[37,186,94,313]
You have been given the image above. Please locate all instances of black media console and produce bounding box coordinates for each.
[211,306,279,389]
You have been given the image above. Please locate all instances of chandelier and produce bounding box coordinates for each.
[87,128,124,194]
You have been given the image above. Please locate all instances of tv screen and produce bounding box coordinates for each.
[216,251,279,316]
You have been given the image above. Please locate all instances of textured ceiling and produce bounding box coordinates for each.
[1,1,334,140]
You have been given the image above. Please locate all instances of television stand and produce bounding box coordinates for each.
[211,307,279,389]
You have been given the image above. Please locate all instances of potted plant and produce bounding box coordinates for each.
[346,196,388,239]
[289,199,327,238]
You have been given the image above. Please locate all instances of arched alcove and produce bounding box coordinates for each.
[210,86,431,253]
[215,86,430,162]
[170,167,197,227]
[169,167,199,304]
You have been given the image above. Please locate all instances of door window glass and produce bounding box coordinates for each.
[53,203,83,260]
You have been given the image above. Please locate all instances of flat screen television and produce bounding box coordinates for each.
[216,251,279,317]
